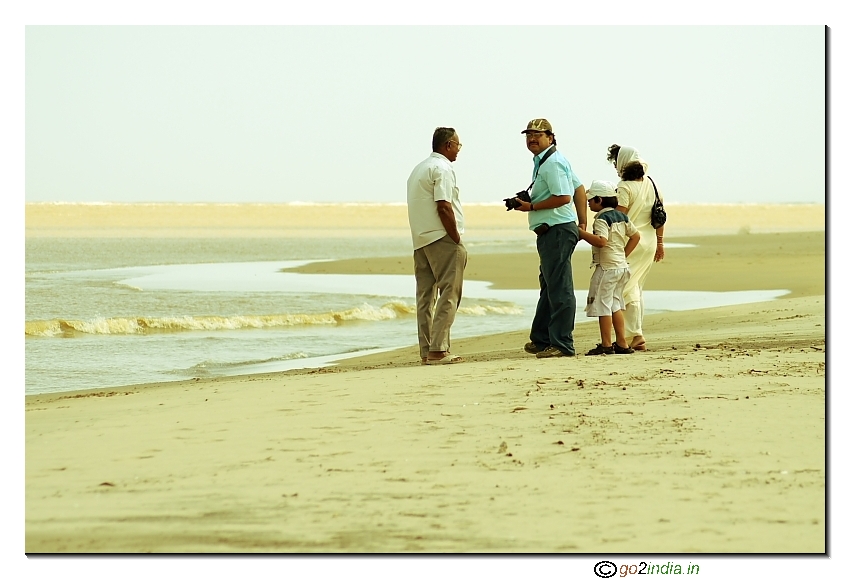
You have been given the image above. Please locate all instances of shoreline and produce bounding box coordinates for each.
[26,293,823,402]
[25,231,825,398]
[290,231,825,296]
[20,287,795,400]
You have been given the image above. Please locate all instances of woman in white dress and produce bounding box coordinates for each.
[607,144,665,351]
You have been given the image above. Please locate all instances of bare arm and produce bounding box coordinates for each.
[625,230,641,258]
[573,185,587,231]
[654,224,665,262]
[577,227,608,248]
[515,194,571,212]
[436,200,461,244]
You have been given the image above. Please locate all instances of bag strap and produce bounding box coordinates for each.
[525,146,558,192]
[647,175,660,202]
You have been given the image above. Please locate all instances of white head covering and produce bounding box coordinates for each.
[615,146,649,178]
[587,180,617,199]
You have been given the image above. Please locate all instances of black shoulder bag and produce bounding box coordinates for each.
[647,175,667,229]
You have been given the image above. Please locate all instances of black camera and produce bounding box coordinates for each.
[503,190,531,211]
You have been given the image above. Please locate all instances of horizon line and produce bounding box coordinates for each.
[24,201,827,207]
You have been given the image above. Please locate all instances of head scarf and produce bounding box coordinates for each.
[615,146,649,178]
[587,180,617,199]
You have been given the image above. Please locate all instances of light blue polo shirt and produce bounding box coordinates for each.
[527,145,582,231]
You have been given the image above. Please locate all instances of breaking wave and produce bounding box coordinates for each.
[184,352,310,371]
[26,301,522,337]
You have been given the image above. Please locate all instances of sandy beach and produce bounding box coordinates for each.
[25,201,825,239]
[25,204,826,553]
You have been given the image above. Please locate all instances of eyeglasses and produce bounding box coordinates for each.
[449,140,463,149]
[525,131,549,139]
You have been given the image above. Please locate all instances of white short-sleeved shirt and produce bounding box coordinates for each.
[591,207,638,270]
[406,152,465,250]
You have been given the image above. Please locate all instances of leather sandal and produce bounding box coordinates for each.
[613,343,635,354]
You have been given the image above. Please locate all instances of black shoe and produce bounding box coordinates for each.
[524,342,544,354]
[613,343,635,354]
[586,343,615,356]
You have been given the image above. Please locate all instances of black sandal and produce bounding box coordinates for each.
[613,343,635,354]
[586,343,614,356]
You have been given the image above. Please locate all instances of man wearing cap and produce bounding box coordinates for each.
[406,127,467,365]
[509,118,587,358]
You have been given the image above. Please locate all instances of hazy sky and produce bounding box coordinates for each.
[24,25,825,205]
[4,7,844,575]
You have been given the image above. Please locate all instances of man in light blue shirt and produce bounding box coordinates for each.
[509,118,587,358]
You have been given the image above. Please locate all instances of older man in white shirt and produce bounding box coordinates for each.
[406,127,467,365]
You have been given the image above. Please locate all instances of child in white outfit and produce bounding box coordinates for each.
[578,180,641,355]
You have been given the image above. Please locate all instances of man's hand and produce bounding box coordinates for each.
[519,195,571,212]
[436,200,461,243]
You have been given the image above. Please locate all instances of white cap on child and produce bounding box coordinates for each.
[587,180,617,199]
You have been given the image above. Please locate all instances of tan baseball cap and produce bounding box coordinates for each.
[521,118,553,133]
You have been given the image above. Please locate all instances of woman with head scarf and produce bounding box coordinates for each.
[606,144,665,351]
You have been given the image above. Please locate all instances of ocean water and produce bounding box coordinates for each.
[25,236,787,396]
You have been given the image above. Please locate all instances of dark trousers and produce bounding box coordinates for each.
[529,222,579,355]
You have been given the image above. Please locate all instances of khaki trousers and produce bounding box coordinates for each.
[413,236,467,359]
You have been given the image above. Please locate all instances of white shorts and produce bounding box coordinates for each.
[585,267,630,317]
